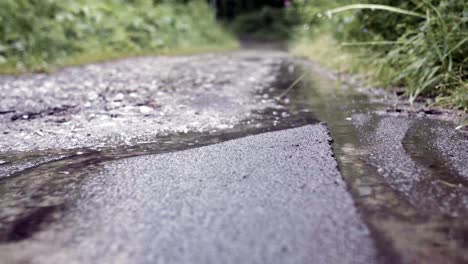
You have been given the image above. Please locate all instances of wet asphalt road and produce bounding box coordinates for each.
[1,50,468,263]
[0,51,287,152]
[0,125,377,264]
[352,114,468,217]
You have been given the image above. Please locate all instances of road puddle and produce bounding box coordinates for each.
[0,60,317,243]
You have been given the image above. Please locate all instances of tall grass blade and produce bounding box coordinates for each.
[442,37,468,60]
[324,4,426,18]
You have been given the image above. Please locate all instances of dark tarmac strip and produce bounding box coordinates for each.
[0,125,378,264]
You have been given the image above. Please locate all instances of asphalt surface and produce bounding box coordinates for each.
[352,114,468,217]
[0,125,377,264]
[0,51,286,152]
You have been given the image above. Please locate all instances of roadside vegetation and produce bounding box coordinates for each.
[1,0,466,111]
[0,0,236,73]
[228,7,300,40]
[290,0,467,111]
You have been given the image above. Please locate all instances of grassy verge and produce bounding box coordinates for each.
[290,0,467,112]
[291,34,467,111]
[0,0,237,74]
[291,34,362,74]
[291,34,467,129]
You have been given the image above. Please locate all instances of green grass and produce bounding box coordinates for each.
[291,33,467,112]
[290,0,467,111]
[0,0,237,74]
[291,34,362,74]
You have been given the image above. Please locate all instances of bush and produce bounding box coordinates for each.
[0,0,235,72]
[228,6,301,40]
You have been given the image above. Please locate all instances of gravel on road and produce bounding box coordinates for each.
[0,51,287,151]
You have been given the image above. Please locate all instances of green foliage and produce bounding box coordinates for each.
[229,7,301,39]
[0,0,235,72]
[293,0,467,110]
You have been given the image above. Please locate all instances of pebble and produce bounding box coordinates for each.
[139,106,154,115]
[113,93,125,101]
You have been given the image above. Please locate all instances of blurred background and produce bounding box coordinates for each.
[0,0,466,109]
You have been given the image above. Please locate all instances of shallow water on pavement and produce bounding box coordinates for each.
[0,59,318,245]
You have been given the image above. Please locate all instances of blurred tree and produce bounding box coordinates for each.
[211,0,287,19]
